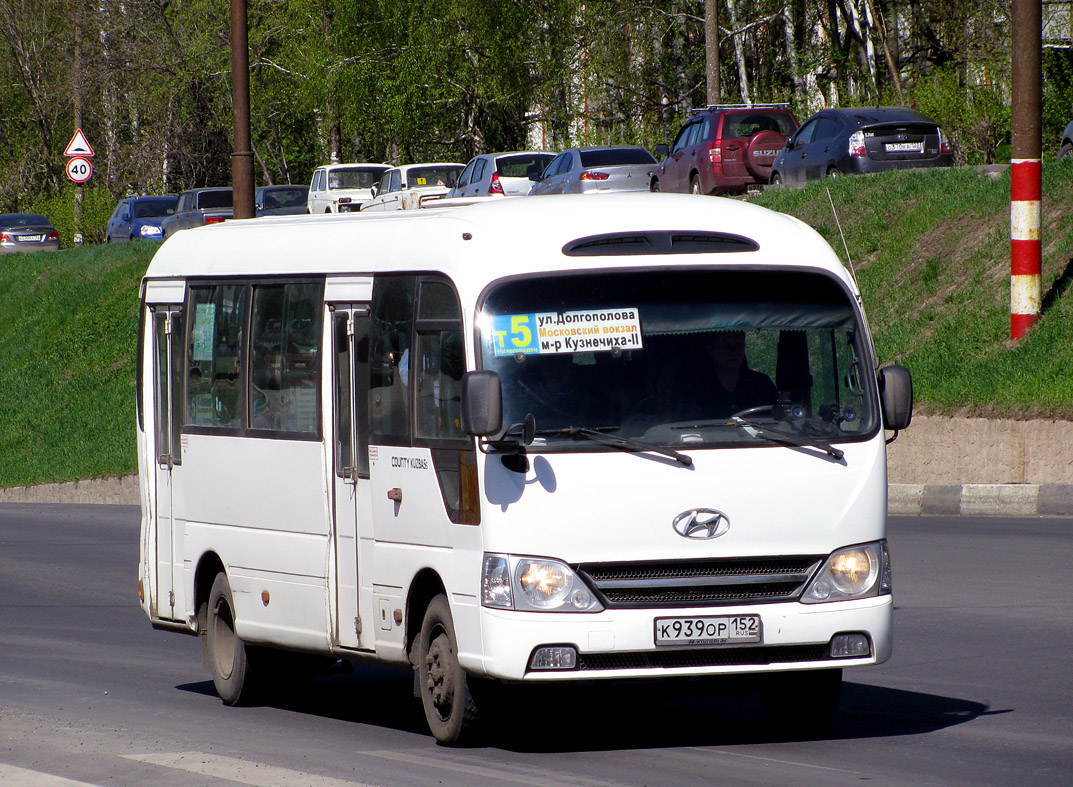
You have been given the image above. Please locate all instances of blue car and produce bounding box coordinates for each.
[105,195,178,242]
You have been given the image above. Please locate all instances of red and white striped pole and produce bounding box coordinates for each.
[1010,0,1042,341]
[1011,158,1041,340]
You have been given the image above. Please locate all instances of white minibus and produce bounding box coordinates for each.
[137,193,912,744]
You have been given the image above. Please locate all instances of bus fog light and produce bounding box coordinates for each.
[569,588,593,610]
[529,646,577,670]
[830,633,871,658]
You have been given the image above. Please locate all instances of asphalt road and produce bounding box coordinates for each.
[1,505,1070,786]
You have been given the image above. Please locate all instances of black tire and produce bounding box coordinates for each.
[415,594,480,745]
[826,166,840,179]
[206,572,256,706]
[690,175,703,195]
[650,179,661,193]
[770,172,783,186]
[1058,142,1073,161]
[761,668,842,736]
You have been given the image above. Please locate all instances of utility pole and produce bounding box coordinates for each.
[231,0,254,219]
[704,0,720,105]
[73,10,84,244]
[1010,0,1042,341]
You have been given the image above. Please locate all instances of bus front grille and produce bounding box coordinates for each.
[576,556,823,608]
[575,644,831,671]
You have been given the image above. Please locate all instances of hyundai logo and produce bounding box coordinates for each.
[672,508,730,539]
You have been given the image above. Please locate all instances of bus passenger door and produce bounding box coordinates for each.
[150,306,182,621]
[331,305,373,650]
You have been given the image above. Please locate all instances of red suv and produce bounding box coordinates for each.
[651,104,798,194]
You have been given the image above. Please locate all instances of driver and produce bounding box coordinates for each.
[675,330,777,420]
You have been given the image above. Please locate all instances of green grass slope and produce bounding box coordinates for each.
[752,164,1073,418]
[1,166,1071,488]
[0,241,157,487]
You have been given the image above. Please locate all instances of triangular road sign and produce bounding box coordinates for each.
[64,128,94,157]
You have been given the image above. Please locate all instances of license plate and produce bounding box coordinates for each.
[885,142,923,153]
[20,235,43,242]
[654,615,761,646]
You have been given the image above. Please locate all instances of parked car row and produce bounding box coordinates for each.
[91,103,958,244]
[23,102,1063,253]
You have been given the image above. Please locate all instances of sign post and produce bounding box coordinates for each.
[64,128,95,245]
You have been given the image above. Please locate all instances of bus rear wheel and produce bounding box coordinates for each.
[207,572,257,706]
[415,594,480,745]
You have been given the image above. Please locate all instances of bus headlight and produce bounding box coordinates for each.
[801,541,890,604]
[482,553,603,612]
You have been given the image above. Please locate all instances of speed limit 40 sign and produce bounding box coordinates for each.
[66,156,93,183]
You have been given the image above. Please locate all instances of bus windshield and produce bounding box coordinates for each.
[478,269,878,451]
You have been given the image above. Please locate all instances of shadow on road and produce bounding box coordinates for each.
[178,661,991,752]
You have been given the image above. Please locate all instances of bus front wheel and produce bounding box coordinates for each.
[206,572,256,706]
[415,594,480,745]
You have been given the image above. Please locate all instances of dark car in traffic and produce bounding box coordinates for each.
[255,185,310,217]
[651,104,798,194]
[105,195,177,242]
[161,187,233,238]
[0,213,60,254]
[769,106,952,185]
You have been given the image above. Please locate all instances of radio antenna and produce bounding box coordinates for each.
[826,186,856,283]
[825,186,877,364]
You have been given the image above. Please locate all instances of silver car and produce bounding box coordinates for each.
[527,146,657,196]
[0,213,60,253]
[449,151,554,198]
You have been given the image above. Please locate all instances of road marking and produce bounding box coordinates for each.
[359,750,618,786]
[0,765,101,786]
[122,752,376,787]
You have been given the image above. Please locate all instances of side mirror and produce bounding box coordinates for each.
[655,143,670,158]
[370,184,379,198]
[878,365,913,431]
[529,171,544,182]
[461,370,503,436]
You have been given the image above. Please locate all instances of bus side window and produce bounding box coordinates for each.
[187,284,247,429]
[415,280,465,441]
[369,276,415,444]
[249,281,323,434]
[413,278,478,525]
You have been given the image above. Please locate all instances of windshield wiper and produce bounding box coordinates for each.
[537,426,693,467]
[729,419,844,460]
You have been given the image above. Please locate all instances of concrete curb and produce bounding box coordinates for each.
[2,476,1072,517]
[0,475,139,506]
[888,483,1073,517]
